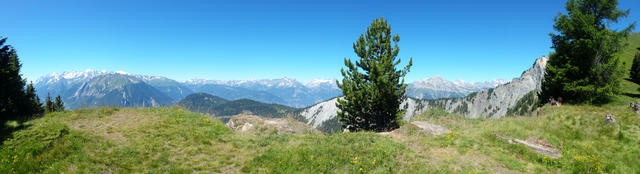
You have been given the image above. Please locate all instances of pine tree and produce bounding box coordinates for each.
[54,95,64,112]
[45,93,54,113]
[540,0,635,104]
[336,17,412,132]
[24,83,44,118]
[1,37,28,124]
[631,48,640,83]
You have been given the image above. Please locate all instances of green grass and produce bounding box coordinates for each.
[399,100,640,173]
[3,95,639,173]
[3,89,640,173]
[0,107,424,173]
[0,107,239,173]
[242,132,406,173]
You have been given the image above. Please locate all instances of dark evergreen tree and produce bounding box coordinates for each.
[54,95,64,112]
[540,0,635,104]
[336,17,412,132]
[631,48,640,83]
[24,83,44,118]
[45,93,54,113]
[1,36,35,125]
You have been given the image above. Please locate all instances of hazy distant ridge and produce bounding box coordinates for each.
[35,70,508,109]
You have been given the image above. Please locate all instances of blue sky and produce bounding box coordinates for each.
[3,0,639,83]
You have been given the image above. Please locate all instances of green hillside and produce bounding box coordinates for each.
[620,33,640,73]
[3,95,640,173]
[0,107,411,173]
[177,93,300,121]
[618,33,640,101]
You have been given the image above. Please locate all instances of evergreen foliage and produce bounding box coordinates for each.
[630,48,640,83]
[0,37,43,126]
[25,83,44,117]
[54,95,65,112]
[540,0,636,104]
[506,90,539,116]
[44,93,64,113]
[44,93,54,113]
[336,17,412,132]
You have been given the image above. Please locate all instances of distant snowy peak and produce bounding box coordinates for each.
[35,70,180,88]
[413,76,508,90]
[184,77,306,88]
[305,79,338,89]
[115,70,130,75]
[256,77,301,88]
[131,74,172,82]
[412,76,457,89]
[36,69,111,84]
[183,78,218,85]
[452,79,510,89]
[185,77,339,90]
[408,76,510,99]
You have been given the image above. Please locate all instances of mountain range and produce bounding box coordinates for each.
[34,70,507,109]
[68,74,174,108]
[408,76,508,99]
[183,78,342,107]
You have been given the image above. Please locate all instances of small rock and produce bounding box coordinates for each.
[226,114,319,134]
[377,132,391,135]
[410,121,451,136]
[538,140,553,148]
[526,136,554,148]
[630,102,640,114]
[549,96,562,106]
[225,120,235,129]
[343,125,353,133]
[239,122,254,132]
[605,114,616,124]
[495,133,562,159]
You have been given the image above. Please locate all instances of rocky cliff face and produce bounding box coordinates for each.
[299,98,340,128]
[297,96,423,132]
[413,56,548,119]
[298,56,548,132]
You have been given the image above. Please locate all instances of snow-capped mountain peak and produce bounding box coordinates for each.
[273,77,300,88]
[37,69,110,84]
[304,78,337,89]
[184,77,305,88]
[412,76,456,89]
[115,70,130,75]
[408,75,509,99]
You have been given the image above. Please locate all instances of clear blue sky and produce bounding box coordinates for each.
[3,0,638,83]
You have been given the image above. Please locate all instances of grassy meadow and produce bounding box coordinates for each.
[2,93,639,173]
